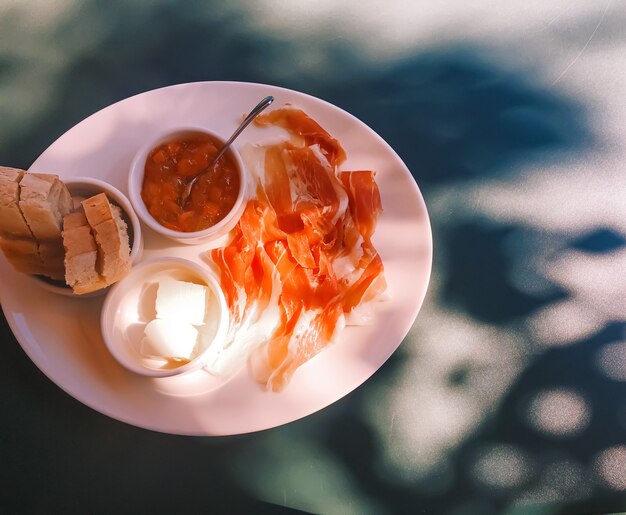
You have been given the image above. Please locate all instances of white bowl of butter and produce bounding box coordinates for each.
[100,257,229,378]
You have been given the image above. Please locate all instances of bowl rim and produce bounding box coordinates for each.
[127,125,248,241]
[100,256,230,378]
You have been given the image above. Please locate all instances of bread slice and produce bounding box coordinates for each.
[0,236,46,276]
[1,171,133,291]
[0,167,32,238]
[38,241,66,280]
[18,172,72,241]
[62,210,108,294]
[82,193,131,284]
[0,169,67,280]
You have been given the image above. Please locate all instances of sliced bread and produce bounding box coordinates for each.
[0,236,46,276]
[0,167,33,238]
[0,169,68,280]
[18,172,72,241]
[82,193,131,284]
[62,210,108,294]
[1,171,133,291]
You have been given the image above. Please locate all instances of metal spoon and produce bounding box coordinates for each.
[179,95,274,207]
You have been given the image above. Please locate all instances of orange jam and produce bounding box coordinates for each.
[141,133,241,232]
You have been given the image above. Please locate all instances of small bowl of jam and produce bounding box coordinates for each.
[128,127,248,245]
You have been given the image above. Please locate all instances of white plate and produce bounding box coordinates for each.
[0,81,432,435]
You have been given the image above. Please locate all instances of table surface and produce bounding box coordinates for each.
[2,1,626,513]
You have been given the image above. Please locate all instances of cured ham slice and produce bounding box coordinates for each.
[208,107,386,391]
[254,107,346,167]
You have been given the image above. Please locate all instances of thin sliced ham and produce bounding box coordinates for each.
[208,107,386,391]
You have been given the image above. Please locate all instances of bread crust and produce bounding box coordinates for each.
[0,167,32,238]
[0,236,46,275]
[37,241,65,280]
[18,173,72,241]
[62,207,106,293]
[0,169,68,280]
[82,192,112,227]
[81,194,131,283]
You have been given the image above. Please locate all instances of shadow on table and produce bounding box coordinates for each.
[2,2,626,514]
[231,47,624,515]
[320,50,589,189]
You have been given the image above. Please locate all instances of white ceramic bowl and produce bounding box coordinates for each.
[100,257,229,378]
[32,176,143,297]
[128,127,248,245]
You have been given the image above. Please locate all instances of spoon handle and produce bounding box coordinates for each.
[212,95,274,165]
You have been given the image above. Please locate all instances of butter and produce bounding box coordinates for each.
[141,319,198,360]
[155,277,208,326]
[140,277,211,361]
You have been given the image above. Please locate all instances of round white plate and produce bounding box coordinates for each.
[0,81,432,435]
